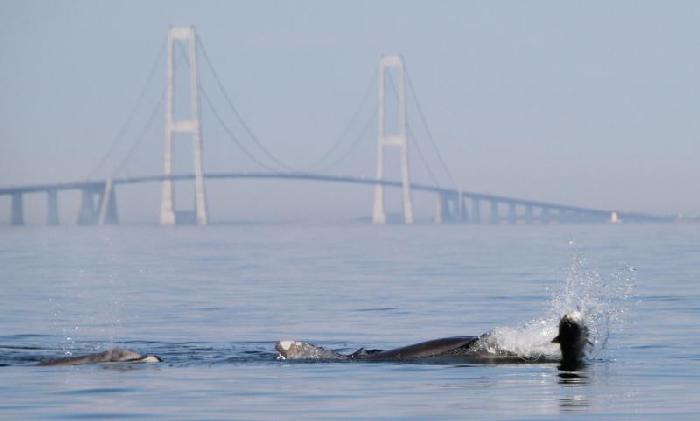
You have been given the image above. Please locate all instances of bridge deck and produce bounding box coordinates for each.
[0,172,674,222]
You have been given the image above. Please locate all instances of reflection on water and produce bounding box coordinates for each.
[1,225,699,419]
[558,369,590,411]
[556,367,590,412]
[560,394,590,412]
[558,369,588,385]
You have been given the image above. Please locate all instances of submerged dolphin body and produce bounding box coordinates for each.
[276,336,490,362]
[276,311,590,367]
[40,348,162,366]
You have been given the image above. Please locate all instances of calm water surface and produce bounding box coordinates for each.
[1,224,699,419]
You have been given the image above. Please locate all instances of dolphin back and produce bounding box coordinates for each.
[363,336,479,360]
[40,348,150,366]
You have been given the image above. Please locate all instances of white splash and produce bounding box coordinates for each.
[482,254,635,360]
[278,340,294,351]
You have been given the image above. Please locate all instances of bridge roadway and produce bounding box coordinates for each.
[0,172,674,224]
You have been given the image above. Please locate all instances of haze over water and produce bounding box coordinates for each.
[2,1,700,221]
[1,224,699,419]
[2,1,700,419]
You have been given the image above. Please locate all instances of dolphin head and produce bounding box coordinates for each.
[275,340,343,359]
[134,355,163,363]
[275,340,309,359]
[552,311,589,370]
[108,348,162,363]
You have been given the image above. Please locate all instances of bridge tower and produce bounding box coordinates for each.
[160,26,208,225]
[372,55,414,224]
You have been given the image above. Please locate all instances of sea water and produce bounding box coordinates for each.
[1,224,699,419]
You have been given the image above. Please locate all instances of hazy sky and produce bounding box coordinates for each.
[1,1,699,222]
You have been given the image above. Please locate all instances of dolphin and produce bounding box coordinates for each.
[39,348,162,366]
[276,311,590,367]
[552,310,590,370]
[276,336,487,361]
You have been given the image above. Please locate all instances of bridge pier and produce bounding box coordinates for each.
[47,189,59,225]
[508,203,517,224]
[435,192,469,224]
[553,209,564,224]
[552,209,562,223]
[539,207,549,224]
[11,192,24,225]
[434,192,449,224]
[489,200,499,224]
[471,198,481,224]
[525,205,533,224]
[559,210,568,223]
[78,189,99,225]
[98,179,119,225]
[457,190,468,223]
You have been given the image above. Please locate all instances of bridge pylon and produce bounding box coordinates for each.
[161,26,208,225]
[372,55,414,224]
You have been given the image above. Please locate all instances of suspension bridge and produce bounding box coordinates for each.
[0,27,673,226]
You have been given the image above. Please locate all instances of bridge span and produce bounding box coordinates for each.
[0,172,674,226]
[0,28,679,227]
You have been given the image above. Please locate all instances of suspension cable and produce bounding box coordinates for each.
[112,91,165,176]
[385,71,441,187]
[305,67,378,171]
[314,106,377,173]
[199,85,282,172]
[87,41,166,179]
[404,64,457,187]
[407,123,441,187]
[196,37,296,172]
